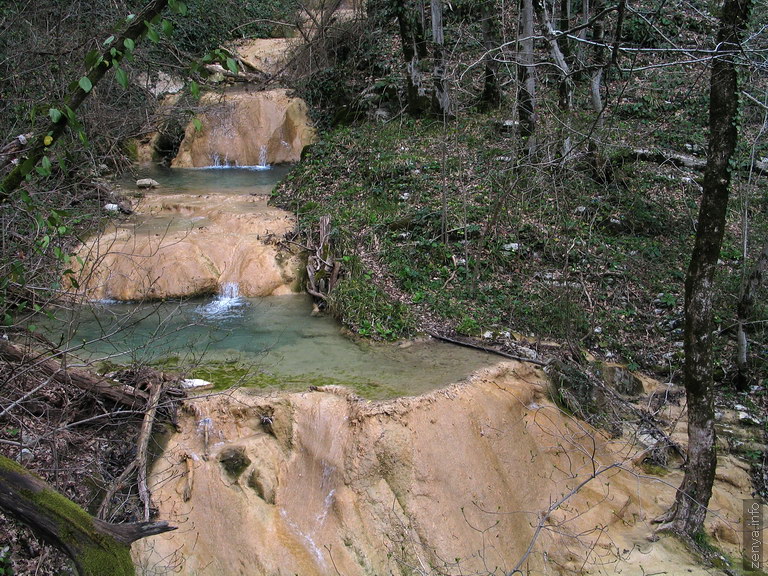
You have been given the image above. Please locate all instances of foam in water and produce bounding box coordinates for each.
[204,148,270,171]
[196,282,246,318]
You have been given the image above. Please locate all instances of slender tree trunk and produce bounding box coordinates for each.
[430,0,451,116]
[518,0,537,157]
[660,0,753,538]
[395,0,431,115]
[589,0,606,126]
[480,0,502,110]
[736,241,768,390]
[0,0,170,203]
[534,0,575,158]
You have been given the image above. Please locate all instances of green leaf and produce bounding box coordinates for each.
[126,13,136,22]
[48,108,63,123]
[189,80,200,99]
[123,38,135,52]
[145,23,160,43]
[36,156,52,176]
[161,19,174,36]
[39,235,50,250]
[192,118,203,132]
[226,57,238,75]
[78,76,93,92]
[103,35,115,46]
[84,49,102,68]
[115,67,129,89]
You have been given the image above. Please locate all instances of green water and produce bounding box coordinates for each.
[49,165,497,399]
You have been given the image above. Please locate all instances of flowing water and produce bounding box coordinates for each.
[51,165,497,399]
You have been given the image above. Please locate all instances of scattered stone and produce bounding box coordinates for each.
[136,178,160,189]
[103,203,120,212]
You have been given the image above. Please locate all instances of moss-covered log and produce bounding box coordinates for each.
[0,454,175,576]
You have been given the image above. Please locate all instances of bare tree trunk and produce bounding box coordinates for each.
[534,0,575,158]
[430,0,451,116]
[0,0,171,202]
[736,241,768,390]
[589,0,607,126]
[658,0,753,538]
[480,0,502,109]
[395,0,431,115]
[518,0,537,157]
[0,455,175,576]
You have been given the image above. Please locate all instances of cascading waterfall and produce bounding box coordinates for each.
[196,282,246,318]
[256,145,269,170]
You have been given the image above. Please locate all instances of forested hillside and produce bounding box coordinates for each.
[0,0,767,572]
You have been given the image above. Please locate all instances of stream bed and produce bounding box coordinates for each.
[51,165,497,399]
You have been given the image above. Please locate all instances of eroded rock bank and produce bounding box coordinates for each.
[134,363,748,576]
[76,192,302,300]
[172,88,315,168]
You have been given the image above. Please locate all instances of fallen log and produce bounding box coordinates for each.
[0,340,148,407]
[0,454,175,576]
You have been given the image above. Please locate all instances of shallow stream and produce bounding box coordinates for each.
[52,165,496,399]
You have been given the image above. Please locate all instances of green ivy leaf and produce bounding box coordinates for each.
[84,49,102,68]
[103,35,115,46]
[78,76,93,93]
[115,67,129,89]
[226,57,238,75]
[145,23,160,43]
[123,38,135,52]
[161,19,174,36]
[48,108,62,123]
[189,80,200,99]
[192,118,203,132]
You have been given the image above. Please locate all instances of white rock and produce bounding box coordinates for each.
[103,203,120,212]
[181,378,213,389]
[136,178,160,189]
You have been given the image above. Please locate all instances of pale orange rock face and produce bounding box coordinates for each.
[172,88,316,168]
[134,363,750,576]
[74,193,303,301]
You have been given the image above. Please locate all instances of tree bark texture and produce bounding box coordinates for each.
[430,0,451,116]
[534,0,574,157]
[0,0,170,203]
[0,455,174,576]
[665,0,753,537]
[480,0,502,110]
[518,0,537,156]
[736,240,768,390]
[395,0,431,115]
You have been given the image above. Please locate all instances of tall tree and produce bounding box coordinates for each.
[394,0,432,115]
[479,0,502,109]
[518,0,537,156]
[657,0,753,538]
[430,0,451,116]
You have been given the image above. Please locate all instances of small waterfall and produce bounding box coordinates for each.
[255,145,270,170]
[196,282,246,318]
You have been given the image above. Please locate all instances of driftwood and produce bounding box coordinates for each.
[426,330,548,366]
[614,148,768,177]
[98,377,166,521]
[306,214,340,303]
[0,454,175,576]
[0,340,149,407]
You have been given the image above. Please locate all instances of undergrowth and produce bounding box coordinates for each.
[273,116,768,387]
